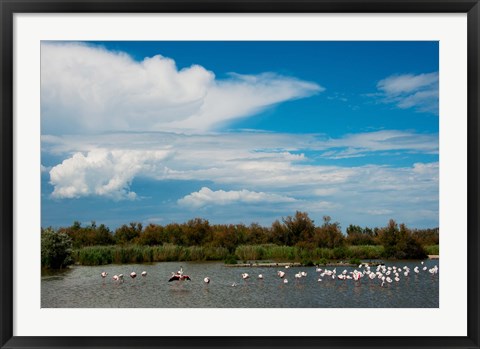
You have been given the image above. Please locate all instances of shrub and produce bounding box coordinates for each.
[349,258,361,265]
[41,228,73,269]
[224,255,238,264]
[317,257,329,265]
[424,245,439,255]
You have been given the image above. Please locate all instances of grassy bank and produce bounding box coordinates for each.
[73,244,229,266]
[73,243,438,266]
[73,244,386,266]
[235,244,384,264]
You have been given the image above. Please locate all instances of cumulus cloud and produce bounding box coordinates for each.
[375,72,438,114]
[41,42,322,134]
[44,130,438,208]
[49,149,170,200]
[178,187,297,208]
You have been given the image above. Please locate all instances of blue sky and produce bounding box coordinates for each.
[41,41,439,230]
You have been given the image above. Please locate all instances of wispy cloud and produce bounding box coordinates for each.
[375,72,438,114]
[41,42,322,134]
[322,130,438,159]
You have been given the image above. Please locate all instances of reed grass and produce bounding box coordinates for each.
[423,245,439,255]
[74,244,229,266]
[74,243,434,266]
[234,244,385,263]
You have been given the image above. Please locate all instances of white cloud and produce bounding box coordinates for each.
[178,187,297,208]
[313,188,338,196]
[40,164,50,173]
[41,42,322,134]
[49,149,170,200]
[364,209,394,216]
[321,130,438,159]
[376,72,438,113]
[43,129,438,197]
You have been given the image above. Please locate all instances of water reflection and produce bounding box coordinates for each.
[42,260,439,308]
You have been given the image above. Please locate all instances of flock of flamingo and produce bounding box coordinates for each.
[100,262,439,288]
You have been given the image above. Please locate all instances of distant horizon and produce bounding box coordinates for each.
[41,41,439,230]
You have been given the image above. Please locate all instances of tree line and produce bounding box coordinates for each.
[41,211,438,268]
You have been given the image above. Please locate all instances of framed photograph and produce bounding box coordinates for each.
[1,1,478,348]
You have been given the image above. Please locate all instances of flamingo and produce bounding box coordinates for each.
[168,274,191,282]
[258,274,263,280]
[141,271,147,277]
[130,272,137,279]
[300,271,307,277]
[112,275,119,281]
[294,272,302,283]
[101,271,108,278]
[283,278,289,284]
[204,277,210,284]
[241,273,250,280]
[277,271,286,278]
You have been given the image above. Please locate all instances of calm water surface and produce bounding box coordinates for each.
[42,260,439,308]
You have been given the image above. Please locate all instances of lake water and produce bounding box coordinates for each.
[41,260,439,308]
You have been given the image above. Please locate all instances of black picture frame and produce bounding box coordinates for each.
[1,1,479,348]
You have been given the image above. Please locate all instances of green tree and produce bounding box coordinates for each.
[41,227,73,269]
[313,216,344,248]
[183,218,211,246]
[137,223,165,246]
[346,224,376,245]
[114,222,142,245]
[283,211,315,245]
[378,220,427,259]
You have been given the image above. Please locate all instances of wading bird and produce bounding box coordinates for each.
[169,273,191,282]
[168,267,191,282]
